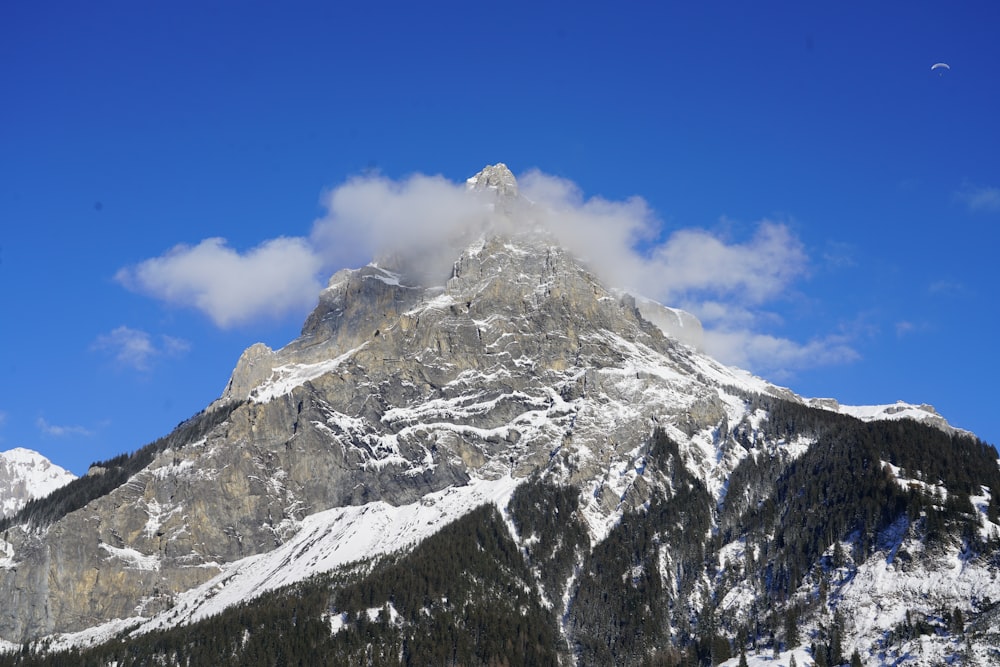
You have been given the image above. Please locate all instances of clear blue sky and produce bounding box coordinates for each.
[2,1,998,476]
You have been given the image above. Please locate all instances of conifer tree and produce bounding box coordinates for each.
[784,606,800,649]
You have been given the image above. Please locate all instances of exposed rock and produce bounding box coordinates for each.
[0,164,974,649]
[466,162,518,199]
[218,343,275,406]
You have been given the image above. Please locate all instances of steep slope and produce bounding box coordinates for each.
[0,448,75,519]
[0,165,997,666]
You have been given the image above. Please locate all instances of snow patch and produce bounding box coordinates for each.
[100,543,160,571]
[124,476,524,635]
[250,344,367,403]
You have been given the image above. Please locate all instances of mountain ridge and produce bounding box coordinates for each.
[0,164,997,666]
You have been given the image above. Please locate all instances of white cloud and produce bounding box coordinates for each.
[36,417,94,438]
[116,237,323,328]
[703,329,859,379]
[311,172,493,283]
[515,171,807,305]
[92,326,190,371]
[955,183,1000,212]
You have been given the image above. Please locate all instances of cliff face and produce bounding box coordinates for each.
[0,212,755,641]
[3,166,994,666]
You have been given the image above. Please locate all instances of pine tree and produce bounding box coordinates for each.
[850,648,863,667]
[830,610,846,666]
[784,606,800,649]
[950,607,965,634]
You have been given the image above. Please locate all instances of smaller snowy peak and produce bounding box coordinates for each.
[466,162,518,199]
[0,447,77,518]
[808,398,961,434]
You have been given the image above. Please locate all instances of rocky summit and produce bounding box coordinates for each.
[1,165,998,666]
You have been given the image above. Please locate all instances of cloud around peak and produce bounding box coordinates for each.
[115,166,855,376]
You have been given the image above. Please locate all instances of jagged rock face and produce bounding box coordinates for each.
[0,222,759,641]
[466,162,518,198]
[2,165,981,650]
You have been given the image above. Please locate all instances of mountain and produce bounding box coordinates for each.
[0,448,75,519]
[1,164,998,666]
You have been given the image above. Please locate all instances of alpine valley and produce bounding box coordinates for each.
[1,165,998,666]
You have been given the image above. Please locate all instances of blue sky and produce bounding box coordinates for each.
[2,1,998,476]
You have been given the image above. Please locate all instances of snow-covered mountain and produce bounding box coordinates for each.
[1,165,998,666]
[0,447,76,519]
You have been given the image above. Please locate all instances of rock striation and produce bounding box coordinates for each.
[0,166,761,641]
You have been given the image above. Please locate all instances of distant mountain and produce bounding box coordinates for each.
[0,165,998,666]
[0,448,76,519]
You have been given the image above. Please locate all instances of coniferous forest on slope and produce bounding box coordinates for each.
[2,398,1000,666]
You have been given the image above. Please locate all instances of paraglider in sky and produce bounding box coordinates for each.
[931,63,950,74]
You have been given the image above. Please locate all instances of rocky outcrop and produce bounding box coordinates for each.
[466,162,518,199]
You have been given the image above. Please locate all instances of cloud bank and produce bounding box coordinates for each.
[117,167,855,376]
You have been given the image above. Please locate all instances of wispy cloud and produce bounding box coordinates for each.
[820,240,857,270]
[927,279,966,297]
[117,167,858,376]
[92,326,191,371]
[36,417,94,438]
[954,183,1000,213]
[701,329,859,379]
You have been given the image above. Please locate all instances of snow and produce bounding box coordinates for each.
[882,460,949,502]
[718,647,814,667]
[0,536,15,570]
[972,486,1000,541]
[13,237,995,659]
[249,343,367,403]
[133,475,522,633]
[99,543,161,571]
[0,447,77,518]
[363,266,405,286]
[836,400,964,434]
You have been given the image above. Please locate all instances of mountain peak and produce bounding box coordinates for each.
[465,162,518,199]
[0,447,76,519]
